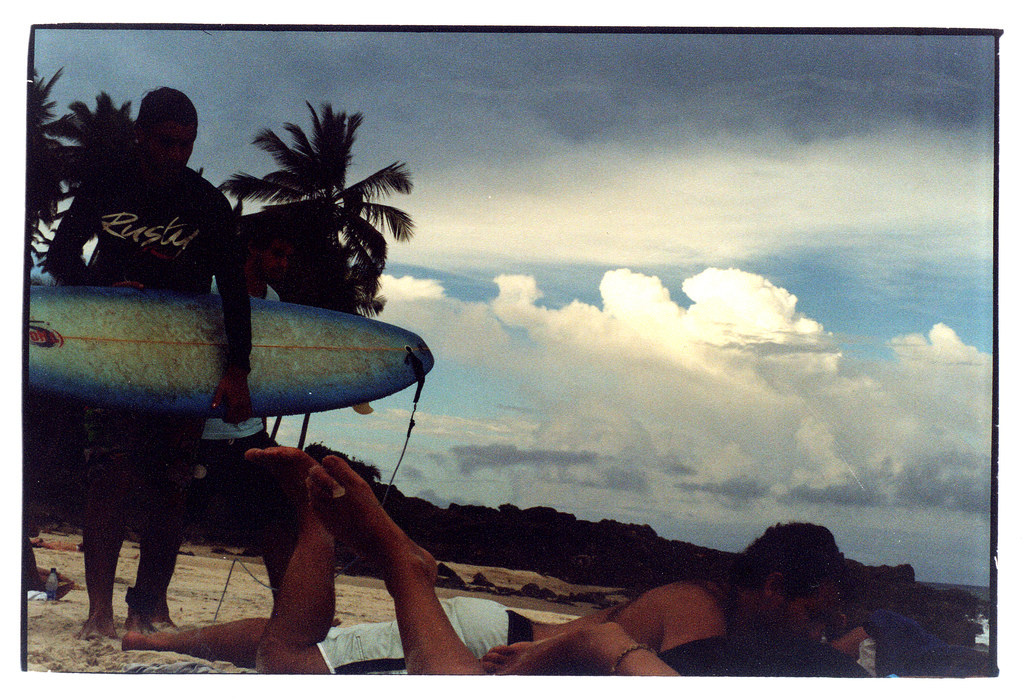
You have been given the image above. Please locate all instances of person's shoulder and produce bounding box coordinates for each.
[634,581,725,620]
[650,581,721,605]
[638,581,728,647]
[182,168,231,209]
[73,167,129,203]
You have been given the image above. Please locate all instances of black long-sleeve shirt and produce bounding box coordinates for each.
[44,165,252,371]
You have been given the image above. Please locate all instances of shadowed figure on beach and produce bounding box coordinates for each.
[125,446,870,676]
[41,87,253,639]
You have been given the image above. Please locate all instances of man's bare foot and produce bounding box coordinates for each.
[245,447,318,507]
[76,611,117,640]
[307,456,437,589]
[126,611,177,636]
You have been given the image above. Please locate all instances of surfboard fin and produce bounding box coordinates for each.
[352,402,374,415]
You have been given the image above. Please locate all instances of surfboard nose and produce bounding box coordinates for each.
[406,339,434,376]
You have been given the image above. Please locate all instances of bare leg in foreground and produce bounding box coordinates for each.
[123,618,269,668]
[125,447,330,672]
[302,448,485,674]
[125,447,484,673]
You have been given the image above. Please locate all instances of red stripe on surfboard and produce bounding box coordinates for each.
[53,334,412,352]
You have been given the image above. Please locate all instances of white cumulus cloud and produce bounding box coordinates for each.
[491,267,836,383]
[380,274,447,301]
[375,266,991,543]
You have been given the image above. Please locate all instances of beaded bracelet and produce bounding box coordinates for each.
[610,643,654,675]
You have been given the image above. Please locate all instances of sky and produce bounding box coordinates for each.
[20,20,1000,593]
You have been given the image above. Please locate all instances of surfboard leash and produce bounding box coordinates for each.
[332,346,427,580]
[380,347,427,507]
[213,558,276,621]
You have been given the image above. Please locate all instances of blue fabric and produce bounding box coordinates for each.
[867,609,985,677]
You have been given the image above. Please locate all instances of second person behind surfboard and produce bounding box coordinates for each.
[41,87,254,639]
[187,227,299,594]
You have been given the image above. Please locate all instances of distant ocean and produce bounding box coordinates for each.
[921,581,990,602]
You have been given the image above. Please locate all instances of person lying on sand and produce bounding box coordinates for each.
[31,537,84,553]
[125,447,866,676]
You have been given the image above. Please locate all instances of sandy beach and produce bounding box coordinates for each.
[24,530,599,674]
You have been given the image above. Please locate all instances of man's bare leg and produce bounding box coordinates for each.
[123,619,268,668]
[123,448,331,673]
[77,455,131,639]
[126,418,202,633]
[126,480,186,633]
[300,450,484,675]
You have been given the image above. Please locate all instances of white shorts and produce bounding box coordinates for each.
[317,597,524,674]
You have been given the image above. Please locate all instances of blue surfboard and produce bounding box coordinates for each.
[27,285,434,417]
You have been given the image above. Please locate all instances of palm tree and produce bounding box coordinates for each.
[33,90,135,277]
[26,69,69,262]
[51,92,134,193]
[221,103,413,316]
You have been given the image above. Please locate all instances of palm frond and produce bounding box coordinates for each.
[283,121,316,162]
[221,172,305,204]
[359,202,416,243]
[344,162,413,201]
[28,68,64,131]
[252,128,310,177]
[341,216,389,270]
[234,102,414,314]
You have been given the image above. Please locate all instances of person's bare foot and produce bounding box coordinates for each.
[126,611,177,635]
[245,446,318,507]
[76,610,117,640]
[307,455,437,590]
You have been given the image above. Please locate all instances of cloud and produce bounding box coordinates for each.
[893,451,991,514]
[461,33,994,144]
[380,274,447,301]
[889,322,991,371]
[406,128,992,272]
[366,262,991,574]
[34,30,994,277]
[491,267,838,383]
[600,466,650,494]
[464,269,986,516]
[452,443,599,474]
[780,449,990,515]
[676,477,772,505]
[782,481,885,508]
[680,268,825,346]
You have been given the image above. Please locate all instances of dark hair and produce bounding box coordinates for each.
[136,87,198,128]
[730,522,846,598]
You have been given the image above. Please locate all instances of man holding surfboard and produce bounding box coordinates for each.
[43,87,253,639]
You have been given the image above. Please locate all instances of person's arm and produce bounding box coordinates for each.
[483,622,679,676]
[40,191,94,285]
[533,580,723,651]
[210,210,253,423]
